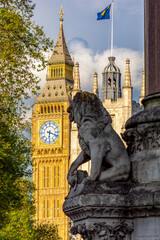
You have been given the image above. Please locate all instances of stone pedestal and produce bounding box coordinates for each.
[63,181,160,240]
[122,94,160,183]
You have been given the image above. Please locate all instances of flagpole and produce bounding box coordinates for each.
[111,0,114,56]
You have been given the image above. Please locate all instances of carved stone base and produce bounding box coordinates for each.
[63,180,160,240]
[122,93,160,183]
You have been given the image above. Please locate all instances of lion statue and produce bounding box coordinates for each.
[67,92,130,187]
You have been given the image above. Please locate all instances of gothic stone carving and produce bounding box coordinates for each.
[70,221,133,240]
[67,92,130,186]
[122,120,160,155]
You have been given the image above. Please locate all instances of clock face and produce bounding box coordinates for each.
[40,121,60,144]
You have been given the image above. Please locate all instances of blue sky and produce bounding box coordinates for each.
[32,0,144,102]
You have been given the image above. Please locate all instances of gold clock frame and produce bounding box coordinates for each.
[38,118,62,148]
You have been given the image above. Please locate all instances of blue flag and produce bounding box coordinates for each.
[97,4,111,20]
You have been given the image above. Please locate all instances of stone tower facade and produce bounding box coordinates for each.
[31,7,74,240]
[102,57,133,136]
[102,56,122,102]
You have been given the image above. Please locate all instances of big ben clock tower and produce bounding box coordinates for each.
[31,6,74,240]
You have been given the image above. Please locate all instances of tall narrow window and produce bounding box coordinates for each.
[47,167,49,187]
[54,69,55,77]
[51,106,53,113]
[48,106,50,113]
[47,200,49,218]
[43,200,45,218]
[54,199,56,217]
[57,166,59,187]
[44,167,46,188]
[113,78,116,87]
[61,68,63,76]
[57,199,59,217]
[59,69,60,76]
[56,69,58,76]
[51,69,53,77]
[44,107,46,113]
[108,78,111,86]
[41,107,43,114]
[54,166,56,187]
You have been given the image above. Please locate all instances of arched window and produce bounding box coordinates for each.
[113,78,116,87]
[44,107,46,113]
[51,69,53,77]
[48,106,50,113]
[108,78,111,86]
[53,199,56,217]
[51,106,53,113]
[43,200,45,218]
[54,166,56,187]
[57,199,59,217]
[41,107,43,114]
[47,200,49,218]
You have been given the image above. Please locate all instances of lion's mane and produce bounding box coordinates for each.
[70,92,112,131]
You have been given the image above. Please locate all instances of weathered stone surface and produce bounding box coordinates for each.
[132,217,160,240]
[122,103,160,183]
[67,92,130,186]
[63,181,160,239]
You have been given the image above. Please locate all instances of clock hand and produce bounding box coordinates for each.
[47,130,51,138]
[47,131,59,137]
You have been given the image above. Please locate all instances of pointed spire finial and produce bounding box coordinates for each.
[73,62,80,90]
[139,70,146,105]
[72,62,81,98]
[124,58,131,87]
[93,72,99,97]
[59,5,64,25]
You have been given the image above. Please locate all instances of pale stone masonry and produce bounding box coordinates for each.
[103,58,132,136]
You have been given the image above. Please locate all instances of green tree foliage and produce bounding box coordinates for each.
[0,178,62,239]
[0,178,35,239]
[34,223,62,240]
[0,119,32,227]
[0,0,53,128]
[0,0,61,238]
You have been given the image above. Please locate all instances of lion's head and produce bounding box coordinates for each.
[67,92,112,128]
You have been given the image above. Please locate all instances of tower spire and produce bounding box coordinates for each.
[93,72,99,97]
[59,5,64,26]
[72,62,81,98]
[124,59,131,87]
[139,70,146,105]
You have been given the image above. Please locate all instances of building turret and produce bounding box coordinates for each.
[124,58,131,87]
[47,6,74,81]
[72,62,81,98]
[35,6,74,103]
[139,70,146,105]
[101,56,122,102]
[122,59,133,130]
[93,72,99,97]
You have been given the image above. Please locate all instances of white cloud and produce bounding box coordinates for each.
[28,40,143,110]
[26,41,143,120]
[69,40,144,95]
